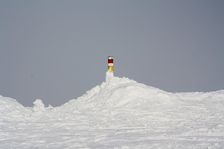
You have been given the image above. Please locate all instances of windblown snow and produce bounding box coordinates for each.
[1,76,224,149]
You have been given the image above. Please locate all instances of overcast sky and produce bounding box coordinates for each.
[0,0,224,106]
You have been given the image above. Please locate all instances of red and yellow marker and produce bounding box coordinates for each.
[107,56,114,73]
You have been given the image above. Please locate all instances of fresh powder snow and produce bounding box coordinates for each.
[0,74,224,149]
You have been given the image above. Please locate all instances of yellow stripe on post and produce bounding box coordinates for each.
[108,66,114,73]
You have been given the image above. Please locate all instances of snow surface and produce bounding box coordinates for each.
[1,74,224,149]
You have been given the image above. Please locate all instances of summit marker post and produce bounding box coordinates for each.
[106,56,114,80]
[107,56,114,73]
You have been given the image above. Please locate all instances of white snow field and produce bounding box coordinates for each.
[1,75,224,149]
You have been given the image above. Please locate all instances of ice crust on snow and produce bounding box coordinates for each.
[1,75,224,148]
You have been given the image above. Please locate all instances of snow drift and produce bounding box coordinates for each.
[1,75,224,148]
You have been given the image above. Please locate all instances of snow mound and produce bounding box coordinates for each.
[55,76,224,119]
[59,76,179,111]
[0,96,30,120]
[33,99,46,112]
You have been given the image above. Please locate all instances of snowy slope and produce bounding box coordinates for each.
[0,96,31,120]
[1,75,224,148]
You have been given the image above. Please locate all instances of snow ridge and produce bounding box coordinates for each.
[1,76,224,120]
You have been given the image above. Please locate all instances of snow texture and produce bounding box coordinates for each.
[1,74,224,149]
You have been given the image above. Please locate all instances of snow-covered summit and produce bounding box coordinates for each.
[59,76,177,111]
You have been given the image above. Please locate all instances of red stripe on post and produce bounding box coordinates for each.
[108,59,113,63]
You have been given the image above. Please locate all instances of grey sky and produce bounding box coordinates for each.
[0,0,224,106]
